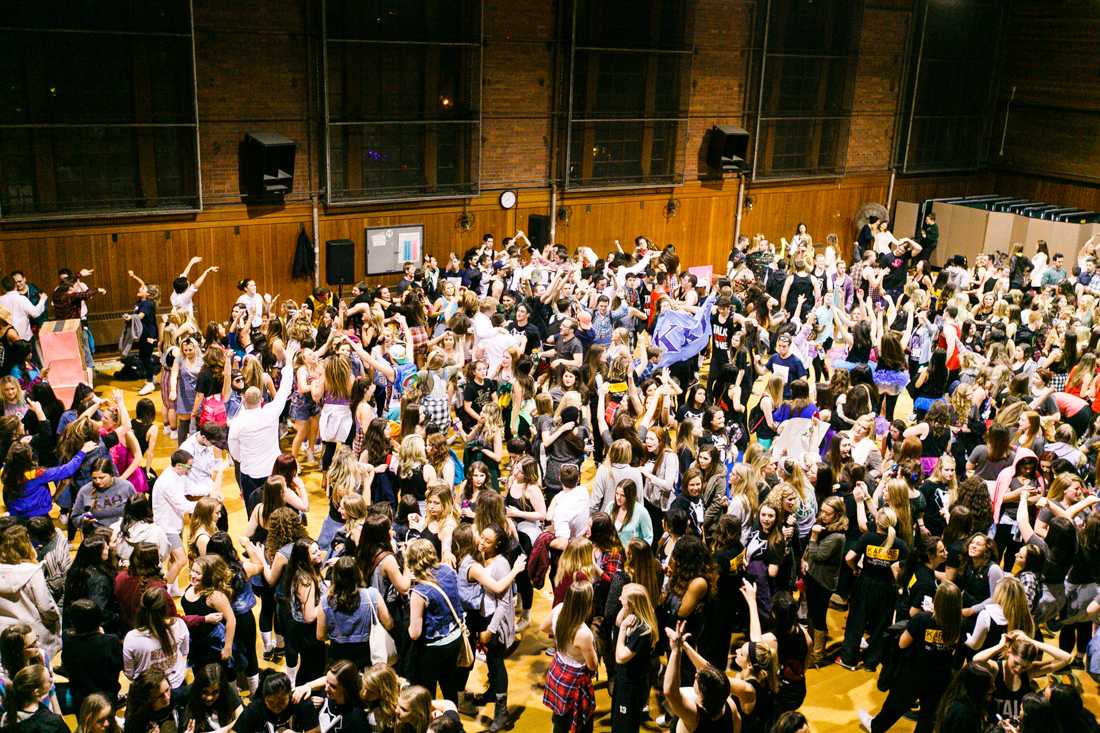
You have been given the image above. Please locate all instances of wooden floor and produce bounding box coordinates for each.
[94,364,1099,733]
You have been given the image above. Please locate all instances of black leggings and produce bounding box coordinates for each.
[485,637,508,697]
[994,522,1022,569]
[840,576,895,668]
[255,584,278,636]
[883,393,899,422]
[1060,622,1092,655]
[138,338,157,382]
[235,609,260,676]
[410,635,464,702]
[872,672,946,733]
[804,574,832,632]
[554,714,593,733]
[1067,406,1094,437]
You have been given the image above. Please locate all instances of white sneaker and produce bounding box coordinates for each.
[516,611,530,633]
[858,710,873,732]
[138,382,156,396]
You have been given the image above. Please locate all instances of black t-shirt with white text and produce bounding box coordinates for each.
[854,530,907,585]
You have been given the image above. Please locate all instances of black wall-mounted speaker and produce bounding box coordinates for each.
[240,132,297,201]
[706,125,750,173]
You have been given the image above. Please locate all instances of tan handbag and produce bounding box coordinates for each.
[420,580,474,668]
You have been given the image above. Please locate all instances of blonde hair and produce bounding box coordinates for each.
[621,582,658,637]
[554,579,594,648]
[993,575,1035,637]
[884,478,914,546]
[554,391,583,420]
[360,664,398,730]
[0,377,25,408]
[426,482,460,524]
[876,507,898,552]
[327,445,364,508]
[763,375,784,407]
[930,454,959,508]
[763,483,800,517]
[340,493,368,539]
[479,402,504,445]
[555,537,600,588]
[187,497,221,558]
[728,464,761,518]
[404,539,439,581]
[743,639,781,694]
[398,434,428,479]
[323,355,353,401]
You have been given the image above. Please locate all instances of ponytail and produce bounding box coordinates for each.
[878,507,898,552]
[135,588,176,658]
[3,665,47,727]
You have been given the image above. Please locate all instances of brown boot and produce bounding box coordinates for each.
[811,629,828,668]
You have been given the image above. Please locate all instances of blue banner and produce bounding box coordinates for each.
[652,293,717,368]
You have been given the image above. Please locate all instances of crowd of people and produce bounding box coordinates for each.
[1,221,1100,733]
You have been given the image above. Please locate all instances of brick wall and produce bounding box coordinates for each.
[192,0,315,204]
[188,0,914,206]
[845,5,911,172]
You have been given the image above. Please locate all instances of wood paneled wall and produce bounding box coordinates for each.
[4,172,1004,352]
[0,181,738,339]
[740,175,890,256]
[993,172,1100,214]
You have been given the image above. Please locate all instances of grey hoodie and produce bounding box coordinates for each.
[0,562,61,660]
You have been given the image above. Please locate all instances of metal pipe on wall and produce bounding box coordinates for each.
[311,193,321,289]
[733,174,746,252]
[886,168,896,212]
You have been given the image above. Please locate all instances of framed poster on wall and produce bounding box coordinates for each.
[365,225,424,275]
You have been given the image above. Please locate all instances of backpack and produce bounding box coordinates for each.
[198,395,228,427]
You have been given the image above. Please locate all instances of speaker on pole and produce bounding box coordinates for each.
[325,239,356,285]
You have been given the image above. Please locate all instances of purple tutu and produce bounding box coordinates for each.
[873,368,910,393]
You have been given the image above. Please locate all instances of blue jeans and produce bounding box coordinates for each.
[317,514,341,554]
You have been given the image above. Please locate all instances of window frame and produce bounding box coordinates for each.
[320,0,484,207]
[749,0,862,182]
[0,0,202,222]
[561,0,694,192]
[895,0,1004,174]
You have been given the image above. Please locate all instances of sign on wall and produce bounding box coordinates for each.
[365,225,424,275]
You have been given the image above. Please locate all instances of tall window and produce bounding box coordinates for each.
[0,2,199,219]
[897,0,1002,173]
[323,0,481,204]
[751,0,861,179]
[563,0,693,189]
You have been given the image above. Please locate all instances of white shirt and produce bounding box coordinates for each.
[151,469,196,536]
[471,312,494,341]
[0,290,46,341]
[549,487,590,540]
[874,230,901,255]
[116,521,171,566]
[170,285,197,316]
[228,360,294,478]
[479,330,523,379]
[179,433,221,495]
[615,251,657,289]
[236,292,265,328]
[123,618,190,687]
